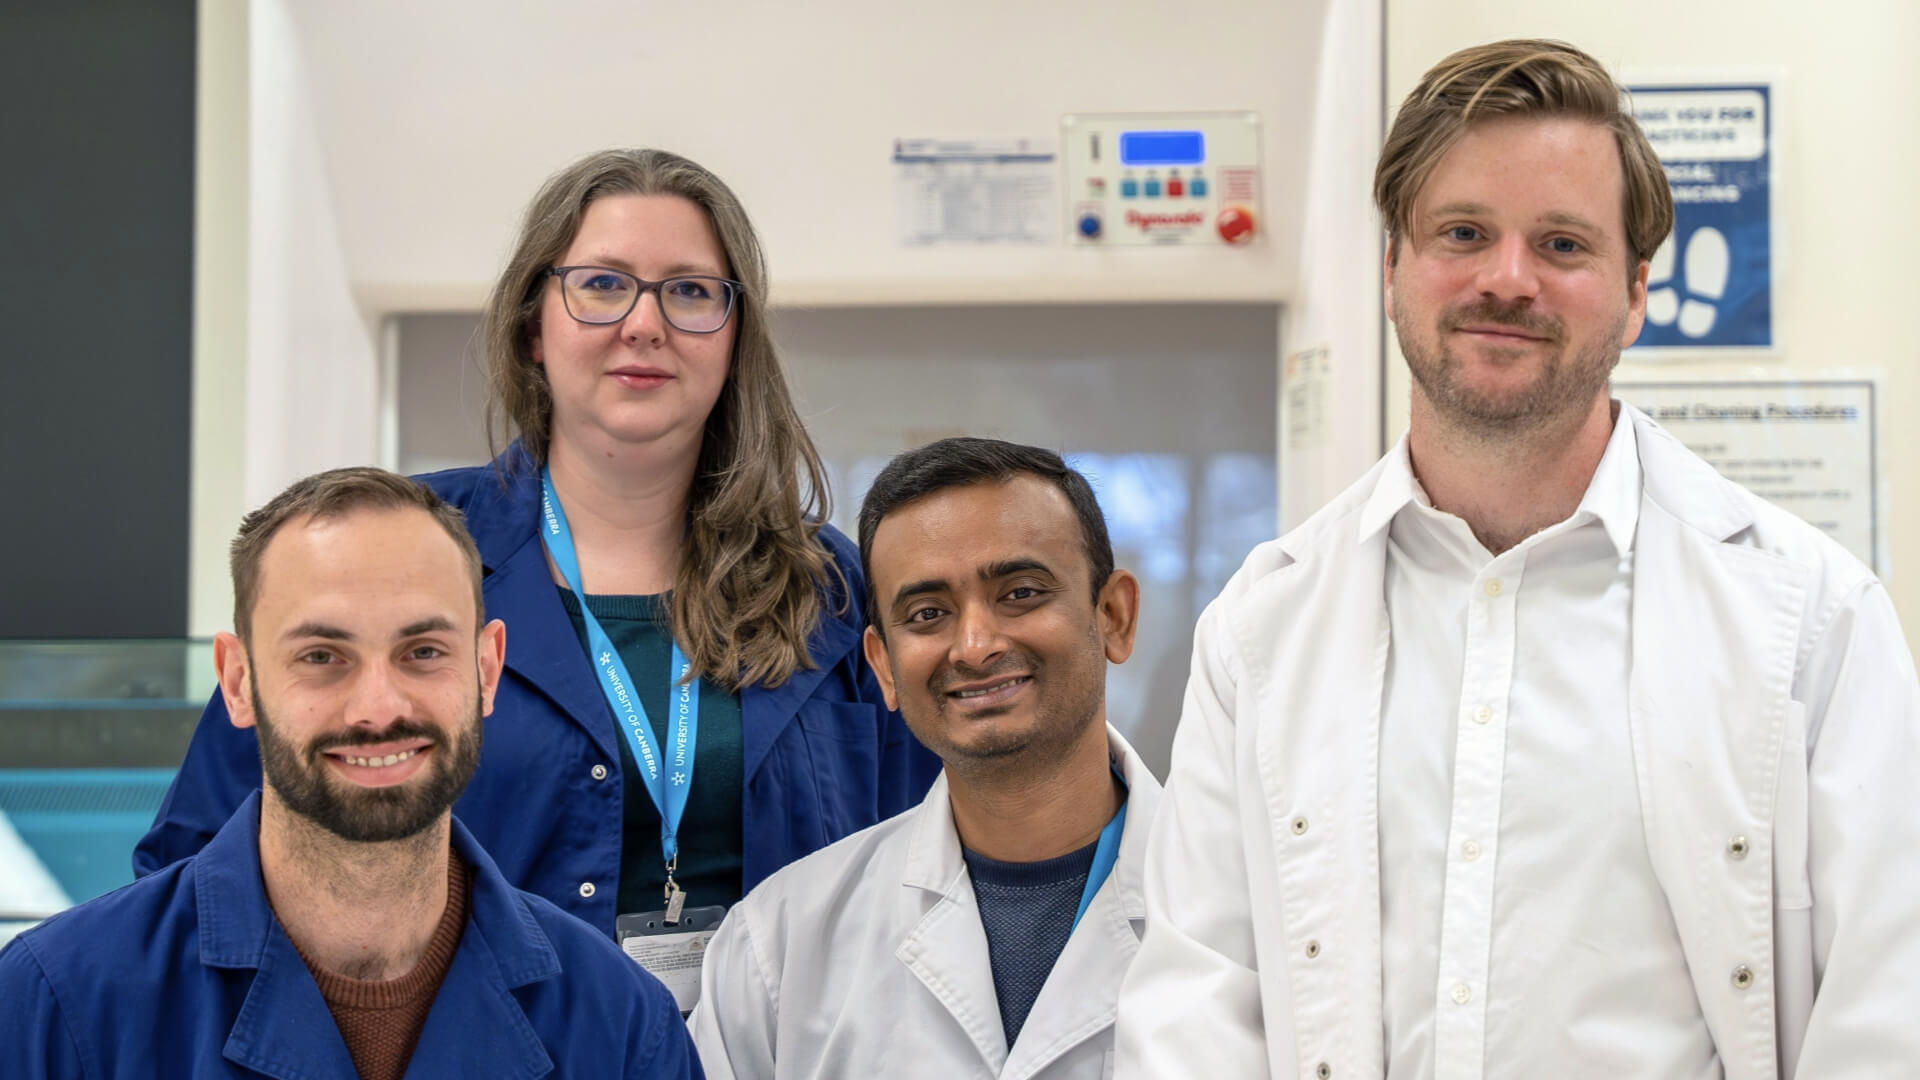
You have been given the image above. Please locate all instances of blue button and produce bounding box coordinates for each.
[1119,178,1139,198]
[1190,177,1209,197]
[1144,178,1162,197]
[1078,213,1102,238]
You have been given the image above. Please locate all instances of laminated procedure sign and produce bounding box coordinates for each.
[1625,83,1774,351]
[1615,378,1880,572]
[893,138,1057,246]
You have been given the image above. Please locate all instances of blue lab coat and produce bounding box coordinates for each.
[0,793,703,1079]
[135,447,939,932]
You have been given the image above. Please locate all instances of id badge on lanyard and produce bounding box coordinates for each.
[540,470,702,916]
[617,906,727,1015]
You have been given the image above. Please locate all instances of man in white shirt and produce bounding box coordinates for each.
[690,437,1161,1079]
[1115,38,1920,1080]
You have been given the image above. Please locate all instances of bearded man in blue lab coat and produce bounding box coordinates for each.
[0,468,702,1080]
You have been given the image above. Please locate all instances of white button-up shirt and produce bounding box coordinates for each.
[1366,411,1720,1079]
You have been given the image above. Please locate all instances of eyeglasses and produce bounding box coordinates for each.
[545,266,744,334]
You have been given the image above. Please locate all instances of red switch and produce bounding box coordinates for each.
[1216,205,1256,245]
[1166,177,1185,197]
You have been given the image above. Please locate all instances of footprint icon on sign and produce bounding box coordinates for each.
[1646,226,1730,339]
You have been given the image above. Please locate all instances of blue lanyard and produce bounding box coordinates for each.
[540,470,700,870]
[1070,791,1128,931]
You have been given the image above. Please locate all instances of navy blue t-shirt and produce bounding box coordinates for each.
[961,839,1099,1045]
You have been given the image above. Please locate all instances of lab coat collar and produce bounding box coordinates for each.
[195,794,563,1078]
[1356,401,1643,557]
[896,773,1005,1071]
[1627,401,1756,543]
[896,726,1160,1076]
[468,443,868,781]
[463,445,621,763]
[899,725,1152,907]
[1099,730,1159,922]
[1003,731,1160,1079]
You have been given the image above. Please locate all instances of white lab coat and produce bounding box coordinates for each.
[1114,405,1920,1080]
[691,727,1160,1080]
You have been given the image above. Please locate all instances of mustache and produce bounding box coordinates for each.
[932,653,1037,696]
[1443,299,1563,341]
[305,718,446,755]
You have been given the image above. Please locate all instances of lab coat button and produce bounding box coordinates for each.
[1461,840,1482,861]
[1451,982,1472,1005]
[579,882,596,898]
[1316,1063,1332,1079]
[1305,939,1321,959]
[1726,835,1749,859]
[1291,816,1309,835]
[1731,965,1754,989]
[591,764,609,781]
[1483,578,1505,598]
[1473,705,1494,725]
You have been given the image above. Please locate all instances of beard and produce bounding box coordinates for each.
[251,669,483,843]
[1398,294,1625,435]
[902,634,1105,773]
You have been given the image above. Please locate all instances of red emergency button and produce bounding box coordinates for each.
[1217,205,1256,245]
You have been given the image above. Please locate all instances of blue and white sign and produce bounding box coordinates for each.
[1627,83,1774,351]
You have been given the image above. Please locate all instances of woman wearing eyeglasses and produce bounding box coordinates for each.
[137,151,940,981]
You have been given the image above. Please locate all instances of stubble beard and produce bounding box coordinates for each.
[908,640,1105,781]
[251,668,483,845]
[1399,294,1625,441]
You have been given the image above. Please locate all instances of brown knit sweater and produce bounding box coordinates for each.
[294,855,471,1080]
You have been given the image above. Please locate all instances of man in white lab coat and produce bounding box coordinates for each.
[691,437,1161,1080]
[1116,39,1920,1080]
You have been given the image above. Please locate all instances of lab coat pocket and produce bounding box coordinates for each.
[795,700,885,833]
[1773,700,1812,911]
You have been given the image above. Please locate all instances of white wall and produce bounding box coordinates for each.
[1383,0,1920,636]
[279,0,1328,311]
[243,1,381,508]
[1284,0,1386,528]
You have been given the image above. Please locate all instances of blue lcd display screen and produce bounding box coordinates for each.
[1119,130,1206,166]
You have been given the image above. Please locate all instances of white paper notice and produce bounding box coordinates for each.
[894,138,1057,246]
[1283,347,1330,452]
[622,929,714,1012]
[1616,378,1881,572]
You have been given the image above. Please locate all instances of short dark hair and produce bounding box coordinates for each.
[230,467,483,642]
[857,438,1115,629]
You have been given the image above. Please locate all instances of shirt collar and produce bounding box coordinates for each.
[1357,433,1422,545]
[195,792,560,987]
[901,726,1158,922]
[1357,402,1642,556]
[1579,402,1642,556]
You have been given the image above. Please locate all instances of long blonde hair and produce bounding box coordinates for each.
[481,148,834,692]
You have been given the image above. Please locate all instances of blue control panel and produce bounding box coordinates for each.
[1064,112,1260,246]
[1119,131,1206,166]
